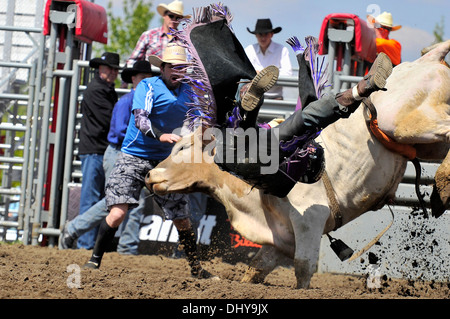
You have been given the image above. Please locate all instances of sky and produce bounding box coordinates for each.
[93,0,450,65]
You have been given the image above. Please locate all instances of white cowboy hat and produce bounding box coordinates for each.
[148,44,189,68]
[367,12,401,31]
[157,0,191,19]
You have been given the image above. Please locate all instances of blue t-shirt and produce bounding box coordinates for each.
[107,89,135,146]
[121,76,193,160]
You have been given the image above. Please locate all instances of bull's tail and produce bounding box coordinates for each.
[412,157,428,217]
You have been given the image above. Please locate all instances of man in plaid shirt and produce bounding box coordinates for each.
[125,0,191,68]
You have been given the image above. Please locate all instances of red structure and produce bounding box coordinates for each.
[43,0,108,44]
[319,13,377,78]
[37,0,109,245]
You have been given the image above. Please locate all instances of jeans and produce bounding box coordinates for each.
[189,192,208,229]
[78,153,105,249]
[67,190,146,255]
[171,192,208,258]
[103,143,120,178]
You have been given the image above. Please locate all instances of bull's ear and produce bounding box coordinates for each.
[193,125,203,138]
[200,125,217,152]
[191,124,216,148]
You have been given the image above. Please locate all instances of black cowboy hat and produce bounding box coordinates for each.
[121,60,153,83]
[89,52,121,69]
[247,19,282,34]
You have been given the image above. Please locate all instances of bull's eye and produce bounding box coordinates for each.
[171,144,182,156]
[172,142,190,156]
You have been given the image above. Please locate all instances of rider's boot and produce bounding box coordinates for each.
[240,65,279,111]
[335,52,393,109]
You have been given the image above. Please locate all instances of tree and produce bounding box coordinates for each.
[93,0,156,63]
[432,16,449,64]
[433,16,445,44]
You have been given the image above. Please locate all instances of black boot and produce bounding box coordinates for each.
[83,219,118,269]
[178,227,215,279]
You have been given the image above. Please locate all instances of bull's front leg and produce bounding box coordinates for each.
[241,245,288,284]
[431,151,450,218]
[292,240,322,289]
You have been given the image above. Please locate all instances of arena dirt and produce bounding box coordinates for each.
[0,243,448,299]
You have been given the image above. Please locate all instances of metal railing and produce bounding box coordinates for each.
[0,22,44,243]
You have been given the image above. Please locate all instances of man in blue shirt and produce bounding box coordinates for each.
[59,61,153,255]
[84,44,215,279]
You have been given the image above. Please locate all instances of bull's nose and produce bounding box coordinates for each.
[144,171,154,194]
[146,168,167,182]
[144,170,152,185]
[145,168,170,195]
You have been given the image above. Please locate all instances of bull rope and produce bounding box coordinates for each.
[322,171,342,230]
[362,97,428,217]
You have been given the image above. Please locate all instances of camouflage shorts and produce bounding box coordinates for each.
[105,152,190,221]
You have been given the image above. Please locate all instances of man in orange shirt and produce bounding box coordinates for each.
[367,12,402,66]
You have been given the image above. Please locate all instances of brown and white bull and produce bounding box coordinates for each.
[146,40,450,288]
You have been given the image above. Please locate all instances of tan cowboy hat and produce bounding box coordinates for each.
[148,44,189,68]
[157,0,191,19]
[367,12,401,31]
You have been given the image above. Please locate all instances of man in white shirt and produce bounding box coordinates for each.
[245,19,293,99]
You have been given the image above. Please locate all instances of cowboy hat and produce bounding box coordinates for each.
[89,52,121,69]
[157,0,191,19]
[121,60,153,83]
[247,19,282,34]
[367,12,401,31]
[148,44,189,68]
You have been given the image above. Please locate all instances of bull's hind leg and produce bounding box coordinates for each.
[419,40,450,63]
[241,245,288,284]
[291,205,330,288]
[431,151,450,218]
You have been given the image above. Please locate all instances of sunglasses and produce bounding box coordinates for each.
[374,23,391,32]
[166,12,182,21]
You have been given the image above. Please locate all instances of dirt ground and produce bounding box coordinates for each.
[1,243,448,301]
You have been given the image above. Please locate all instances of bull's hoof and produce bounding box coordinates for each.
[192,268,220,281]
[431,169,450,218]
[241,266,266,284]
